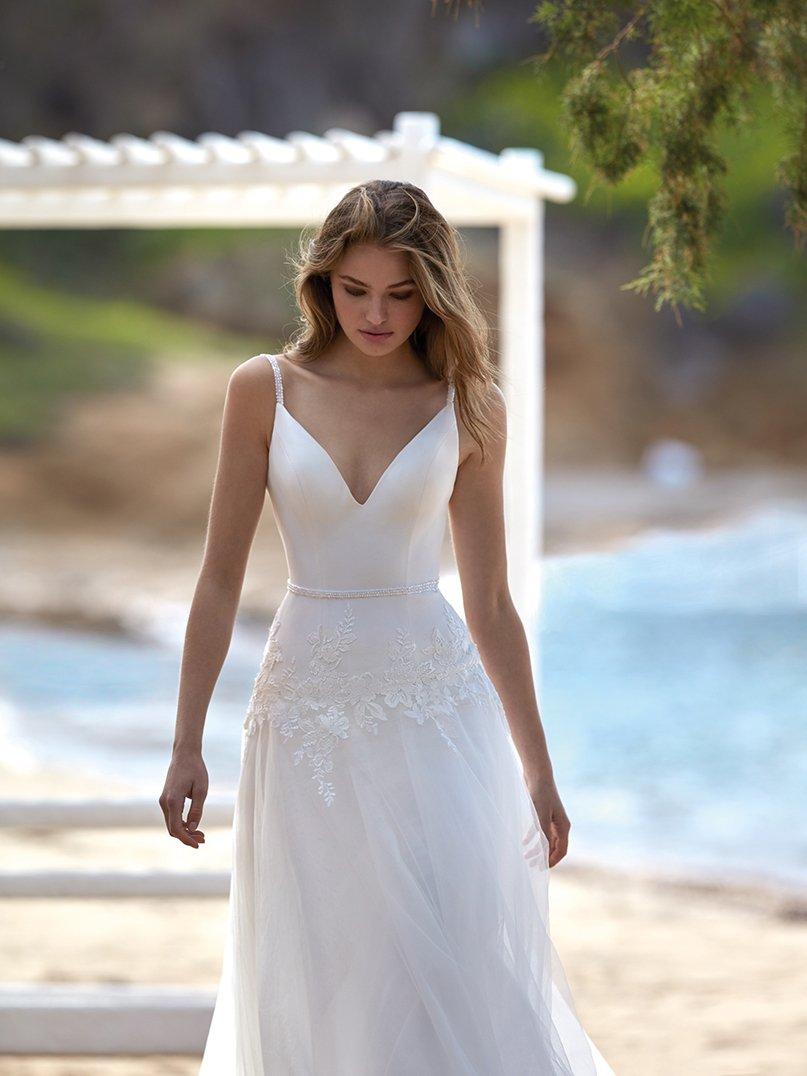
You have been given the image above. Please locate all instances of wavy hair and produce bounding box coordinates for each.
[282,179,499,458]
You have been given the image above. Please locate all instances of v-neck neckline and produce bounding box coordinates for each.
[278,396,452,508]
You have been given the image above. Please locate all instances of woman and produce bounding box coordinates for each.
[161,179,615,1074]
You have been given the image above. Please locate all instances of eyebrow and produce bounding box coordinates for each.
[338,275,415,289]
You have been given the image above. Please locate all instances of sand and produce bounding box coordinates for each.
[1,759,806,1076]
[4,463,806,636]
[3,471,807,1073]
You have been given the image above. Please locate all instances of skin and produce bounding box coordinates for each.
[160,242,572,869]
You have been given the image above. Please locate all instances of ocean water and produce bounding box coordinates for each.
[535,505,807,895]
[1,505,805,895]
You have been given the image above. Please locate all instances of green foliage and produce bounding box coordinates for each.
[0,262,262,444]
[565,63,647,184]
[475,1,807,312]
[444,63,803,306]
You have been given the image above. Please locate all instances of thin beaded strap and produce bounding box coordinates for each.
[265,354,284,406]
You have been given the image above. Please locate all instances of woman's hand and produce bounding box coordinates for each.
[523,771,571,869]
[159,749,208,848]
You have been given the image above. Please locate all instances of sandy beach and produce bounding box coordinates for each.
[3,462,805,636]
[2,751,806,1076]
[2,472,807,1074]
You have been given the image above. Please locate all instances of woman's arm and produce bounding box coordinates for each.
[159,356,274,847]
[448,383,571,867]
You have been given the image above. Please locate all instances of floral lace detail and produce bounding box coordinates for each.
[243,600,500,805]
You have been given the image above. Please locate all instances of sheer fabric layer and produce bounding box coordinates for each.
[199,592,613,1075]
[199,354,615,1074]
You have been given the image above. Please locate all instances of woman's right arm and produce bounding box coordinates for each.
[159,356,275,847]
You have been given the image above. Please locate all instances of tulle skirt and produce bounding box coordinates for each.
[199,591,615,1075]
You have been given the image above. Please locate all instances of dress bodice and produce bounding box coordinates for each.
[205,364,615,1076]
[262,353,458,591]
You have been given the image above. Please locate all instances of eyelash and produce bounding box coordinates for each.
[344,287,414,301]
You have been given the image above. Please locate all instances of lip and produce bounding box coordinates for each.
[359,330,393,339]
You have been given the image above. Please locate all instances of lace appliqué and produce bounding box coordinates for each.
[243,601,500,805]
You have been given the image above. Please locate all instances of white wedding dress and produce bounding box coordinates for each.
[199,352,615,1075]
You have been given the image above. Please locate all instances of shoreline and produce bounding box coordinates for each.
[2,763,807,1075]
[3,477,807,1072]
[1,755,805,917]
[2,480,806,916]
[2,754,807,1074]
[3,465,805,639]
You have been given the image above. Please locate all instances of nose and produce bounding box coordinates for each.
[365,298,388,325]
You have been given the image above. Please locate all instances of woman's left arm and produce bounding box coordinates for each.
[448,382,571,867]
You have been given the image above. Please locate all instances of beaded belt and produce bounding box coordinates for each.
[286,578,440,599]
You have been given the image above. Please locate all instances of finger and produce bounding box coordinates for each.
[548,826,569,867]
[549,845,567,867]
[158,793,170,833]
[167,795,198,847]
[545,823,559,867]
[185,786,207,838]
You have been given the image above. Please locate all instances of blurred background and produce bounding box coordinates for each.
[1,3,805,1074]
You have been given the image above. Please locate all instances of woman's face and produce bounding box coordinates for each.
[329,243,425,354]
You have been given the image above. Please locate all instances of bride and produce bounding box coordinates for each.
[160,178,615,1074]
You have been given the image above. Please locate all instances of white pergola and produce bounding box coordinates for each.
[0,110,574,626]
[0,111,575,1055]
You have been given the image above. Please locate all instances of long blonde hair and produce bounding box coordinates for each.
[282,179,499,458]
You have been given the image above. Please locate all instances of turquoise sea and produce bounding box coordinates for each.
[2,506,805,895]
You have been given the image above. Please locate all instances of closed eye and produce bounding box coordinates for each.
[344,287,415,301]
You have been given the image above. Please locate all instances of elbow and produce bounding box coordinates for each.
[198,563,244,603]
[464,589,515,641]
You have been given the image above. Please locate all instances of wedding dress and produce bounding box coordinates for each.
[198,352,615,1075]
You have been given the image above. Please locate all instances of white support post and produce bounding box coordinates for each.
[498,150,545,655]
[0,869,231,899]
[0,984,215,1055]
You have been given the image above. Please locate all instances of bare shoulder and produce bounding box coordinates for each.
[221,354,277,438]
[229,352,285,396]
[229,352,274,387]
